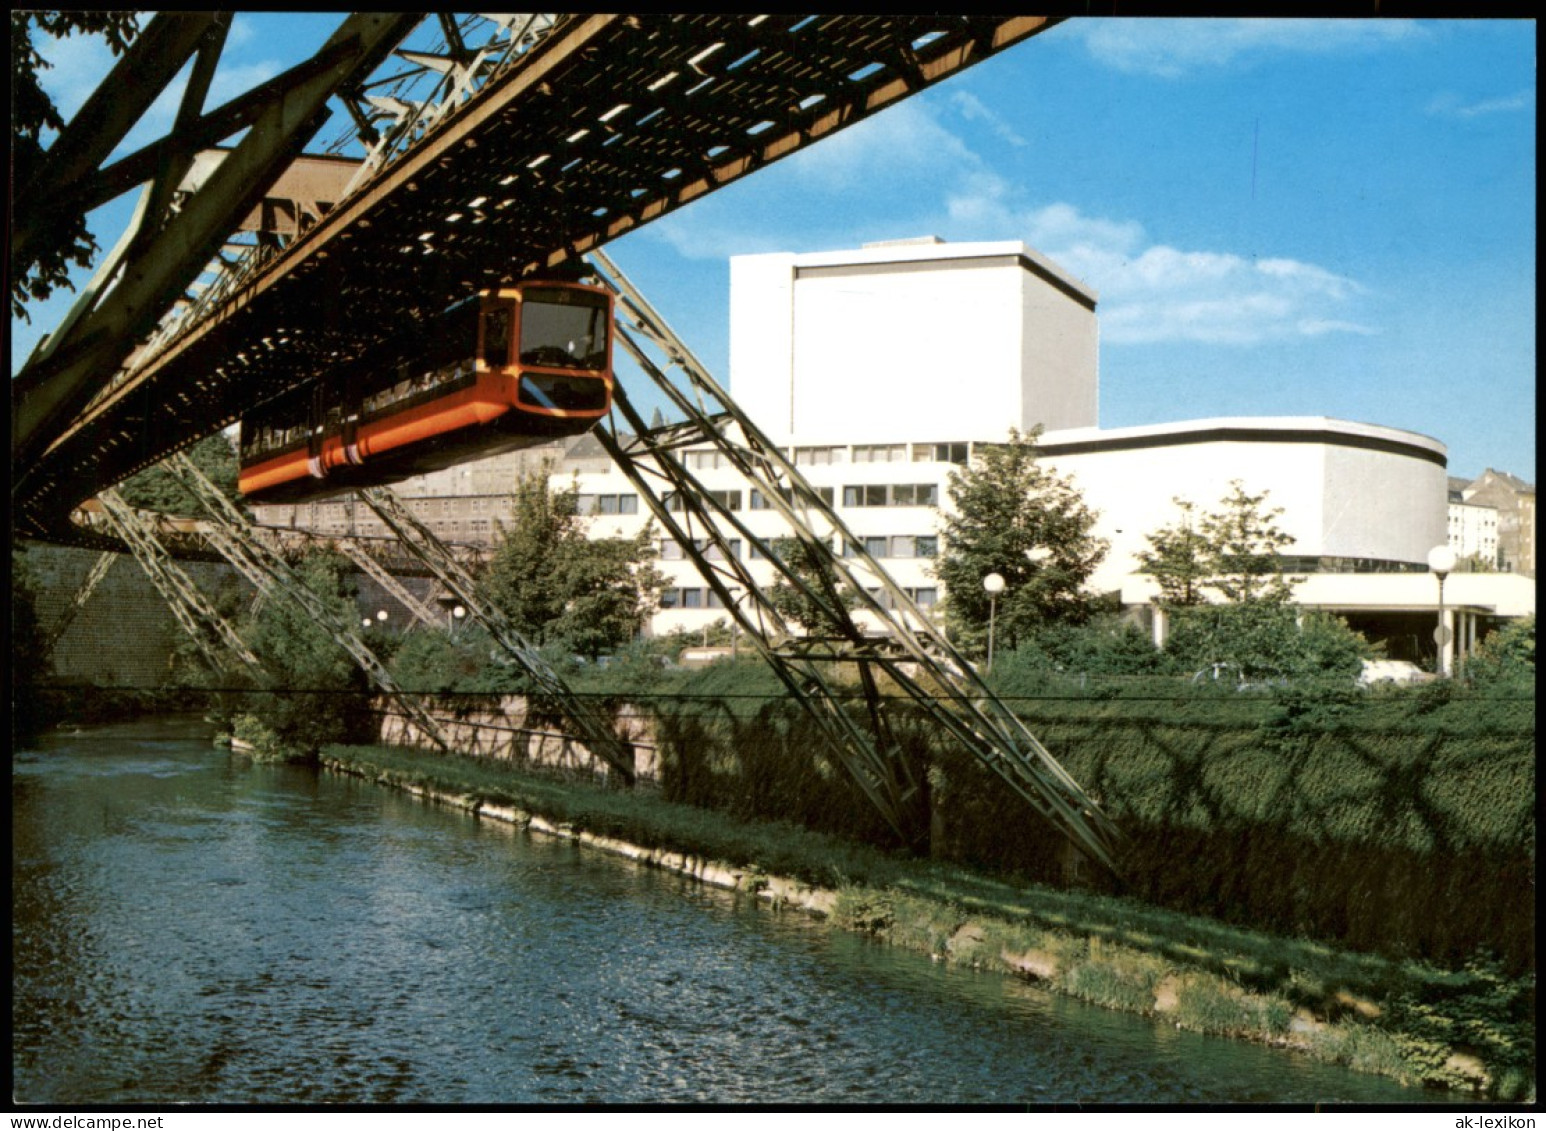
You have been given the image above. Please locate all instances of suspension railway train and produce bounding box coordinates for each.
[238,280,614,504]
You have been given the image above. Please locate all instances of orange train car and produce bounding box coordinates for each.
[238,280,614,504]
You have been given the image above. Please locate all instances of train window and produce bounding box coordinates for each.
[518,287,609,370]
[482,307,513,365]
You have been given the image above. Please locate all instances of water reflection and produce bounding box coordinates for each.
[13,720,1451,1105]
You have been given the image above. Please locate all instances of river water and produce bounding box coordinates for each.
[13,719,1447,1106]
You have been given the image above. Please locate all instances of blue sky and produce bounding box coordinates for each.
[13,16,1536,482]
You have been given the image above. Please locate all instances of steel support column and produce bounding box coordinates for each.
[589,248,1119,865]
[162,452,453,752]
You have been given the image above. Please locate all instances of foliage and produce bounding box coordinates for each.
[1139,481,1301,607]
[117,432,244,516]
[766,535,863,634]
[1458,615,1533,690]
[12,11,141,321]
[934,428,1107,656]
[993,615,1173,679]
[1164,604,1374,682]
[10,547,55,745]
[480,468,664,659]
[1197,480,1300,604]
[238,548,374,754]
[389,625,498,695]
[1134,497,1211,606]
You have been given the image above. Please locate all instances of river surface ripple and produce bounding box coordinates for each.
[12,720,1451,1105]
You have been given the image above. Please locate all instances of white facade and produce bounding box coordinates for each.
[1448,496,1500,566]
[729,237,1098,446]
[557,417,1454,638]
[1037,417,1450,595]
[254,235,1532,651]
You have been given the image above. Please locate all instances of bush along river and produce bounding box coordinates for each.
[12,719,1466,1106]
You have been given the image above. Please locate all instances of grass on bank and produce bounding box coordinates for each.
[319,740,1533,1101]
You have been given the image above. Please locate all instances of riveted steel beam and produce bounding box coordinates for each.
[12,13,424,477]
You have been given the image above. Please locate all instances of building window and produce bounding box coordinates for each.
[842,483,939,508]
[686,450,729,470]
[913,442,969,465]
[794,446,845,466]
[853,444,906,463]
[751,485,833,509]
[577,492,640,516]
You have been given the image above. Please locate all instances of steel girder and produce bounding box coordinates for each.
[13,13,426,481]
[161,452,454,752]
[353,485,638,784]
[96,488,262,677]
[14,15,1060,548]
[43,550,119,656]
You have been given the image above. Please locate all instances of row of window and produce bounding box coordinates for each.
[792,442,969,466]
[658,534,939,562]
[662,483,939,511]
[868,586,939,609]
[657,585,938,613]
[658,586,742,610]
[576,492,640,515]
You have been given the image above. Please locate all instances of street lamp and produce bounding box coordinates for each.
[450,604,466,635]
[983,572,1005,674]
[1427,544,1456,676]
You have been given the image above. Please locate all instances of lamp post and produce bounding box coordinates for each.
[983,572,1005,674]
[449,604,466,636]
[1427,545,1456,676]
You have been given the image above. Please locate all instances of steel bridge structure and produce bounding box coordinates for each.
[13,12,1121,867]
[14,13,1059,542]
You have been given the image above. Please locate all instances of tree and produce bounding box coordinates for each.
[1165,604,1372,682]
[1198,480,1299,605]
[1139,481,1301,607]
[238,548,374,755]
[1459,615,1534,690]
[1134,497,1210,607]
[933,428,1107,656]
[12,11,141,320]
[480,468,664,659]
[1140,483,1370,681]
[766,535,862,635]
[117,432,244,515]
[11,547,55,745]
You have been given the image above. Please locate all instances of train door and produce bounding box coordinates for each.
[341,367,364,466]
[307,382,327,481]
[480,299,514,369]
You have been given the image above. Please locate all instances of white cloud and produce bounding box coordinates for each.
[784,98,975,193]
[1426,89,1534,119]
[947,90,1027,148]
[1075,18,1427,78]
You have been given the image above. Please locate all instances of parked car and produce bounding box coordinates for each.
[1357,659,1432,686]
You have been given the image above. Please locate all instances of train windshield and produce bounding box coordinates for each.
[518,287,609,371]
